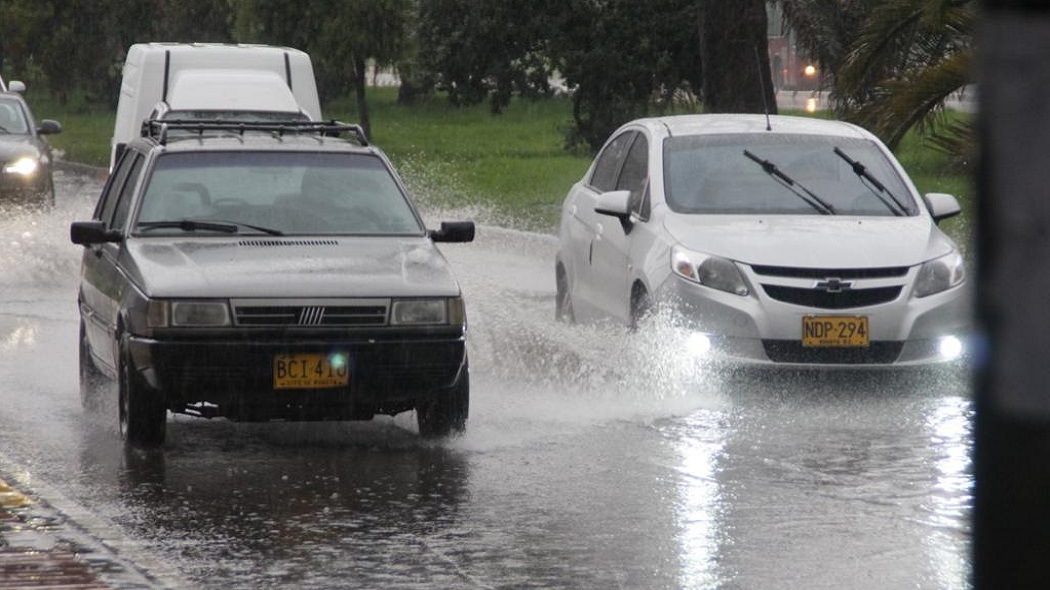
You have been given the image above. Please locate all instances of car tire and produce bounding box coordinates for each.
[417,358,469,438]
[118,336,166,448]
[555,264,575,323]
[78,322,106,413]
[630,286,654,331]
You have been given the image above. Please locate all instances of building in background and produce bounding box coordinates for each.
[767,3,822,92]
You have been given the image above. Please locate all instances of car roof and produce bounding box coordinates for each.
[630,113,875,141]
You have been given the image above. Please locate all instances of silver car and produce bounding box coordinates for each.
[555,114,969,368]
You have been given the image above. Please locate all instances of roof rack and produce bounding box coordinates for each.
[141,119,368,146]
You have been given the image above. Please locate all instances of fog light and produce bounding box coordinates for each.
[685,333,713,358]
[938,336,963,360]
[329,353,348,371]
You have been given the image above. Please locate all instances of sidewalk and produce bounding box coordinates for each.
[0,477,111,588]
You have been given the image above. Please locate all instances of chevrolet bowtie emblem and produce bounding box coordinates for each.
[814,278,853,293]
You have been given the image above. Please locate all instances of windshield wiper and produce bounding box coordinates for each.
[138,219,284,236]
[742,150,835,215]
[138,220,239,233]
[833,147,907,216]
[210,219,285,236]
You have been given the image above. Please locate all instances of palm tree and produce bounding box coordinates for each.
[780,0,975,163]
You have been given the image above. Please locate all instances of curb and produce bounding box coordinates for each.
[0,476,111,589]
[54,159,108,181]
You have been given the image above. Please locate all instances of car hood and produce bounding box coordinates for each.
[123,236,462,298]
[0,135,44,160]
[663,214,955,268]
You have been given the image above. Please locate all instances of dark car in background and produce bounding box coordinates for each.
[0,91,62,207]
[72,119,475,447]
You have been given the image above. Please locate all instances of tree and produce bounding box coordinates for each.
[232,0,410,139]
[550,0,702,151]
[153,0,233,44]
[780,0,975,162]
[414,0,702,152]
[416,0,555,114]
[697,0,777,114]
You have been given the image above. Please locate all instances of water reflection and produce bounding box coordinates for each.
[0,320,36,351]
[671,411,728,589]
[922,394,974,589]
[79,418,474,589]
[698,369,973,589]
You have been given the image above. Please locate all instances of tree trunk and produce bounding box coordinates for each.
[698,0,777,114]
[353,57,371,140]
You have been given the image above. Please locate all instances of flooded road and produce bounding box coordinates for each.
[0,169,973,589]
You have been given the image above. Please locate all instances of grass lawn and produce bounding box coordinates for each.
[33,86,973,240]
[327,88,592,232]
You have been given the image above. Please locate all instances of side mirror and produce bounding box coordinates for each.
[38,120,62,135]
[429,221,475,243]
[924,192,961,223]
[594,190,631,220]
[7,80,25,93]
[71,221,122,246]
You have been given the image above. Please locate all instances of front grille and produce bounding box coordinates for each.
[751,265,909,279]
[233,300,388,327]
[761,285,902,309]
[762,340,904,364]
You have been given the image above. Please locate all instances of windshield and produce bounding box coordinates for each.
[0,97,29,134]
[663,133,917,216]
[134,151,425,236]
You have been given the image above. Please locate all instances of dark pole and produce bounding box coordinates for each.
[975,2,1050,588]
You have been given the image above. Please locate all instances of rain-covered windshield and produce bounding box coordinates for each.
[663,134,917,216]
[134,151,425,236]
[0,97,29,134]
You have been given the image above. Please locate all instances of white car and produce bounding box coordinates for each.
[555,114,969,368]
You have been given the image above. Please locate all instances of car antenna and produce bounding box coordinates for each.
[754,46,772,131]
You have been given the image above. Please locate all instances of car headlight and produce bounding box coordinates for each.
[147,300,231,328]
[914,251,965,298]
[3,157,40,177]
[671,246,750,296]
[391,298,465,326]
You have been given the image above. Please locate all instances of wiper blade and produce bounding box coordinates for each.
[742,150,835,215]
[833,147,907,216]
[210,219,285,236]
[137,219,284,236]
[138,220,239,233]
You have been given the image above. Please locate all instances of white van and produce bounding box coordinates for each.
[0,75,25,93]
[111,43,322,169]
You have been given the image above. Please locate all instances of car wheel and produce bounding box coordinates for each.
[118,337,166,448]
[417,358,469,438]
[630,285,654,331]
[555,264,575,323]
[78,322,106,412]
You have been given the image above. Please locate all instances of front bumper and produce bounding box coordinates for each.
[657,272,971,368]
[0,168,52,206]
[127,331,467,420]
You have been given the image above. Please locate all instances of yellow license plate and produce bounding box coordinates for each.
[273,353,349,389]
[802,316,869,347]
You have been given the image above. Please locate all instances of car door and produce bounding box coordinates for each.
[566,130,636,322]
[79,150,145,373]
[589,132,650,323]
